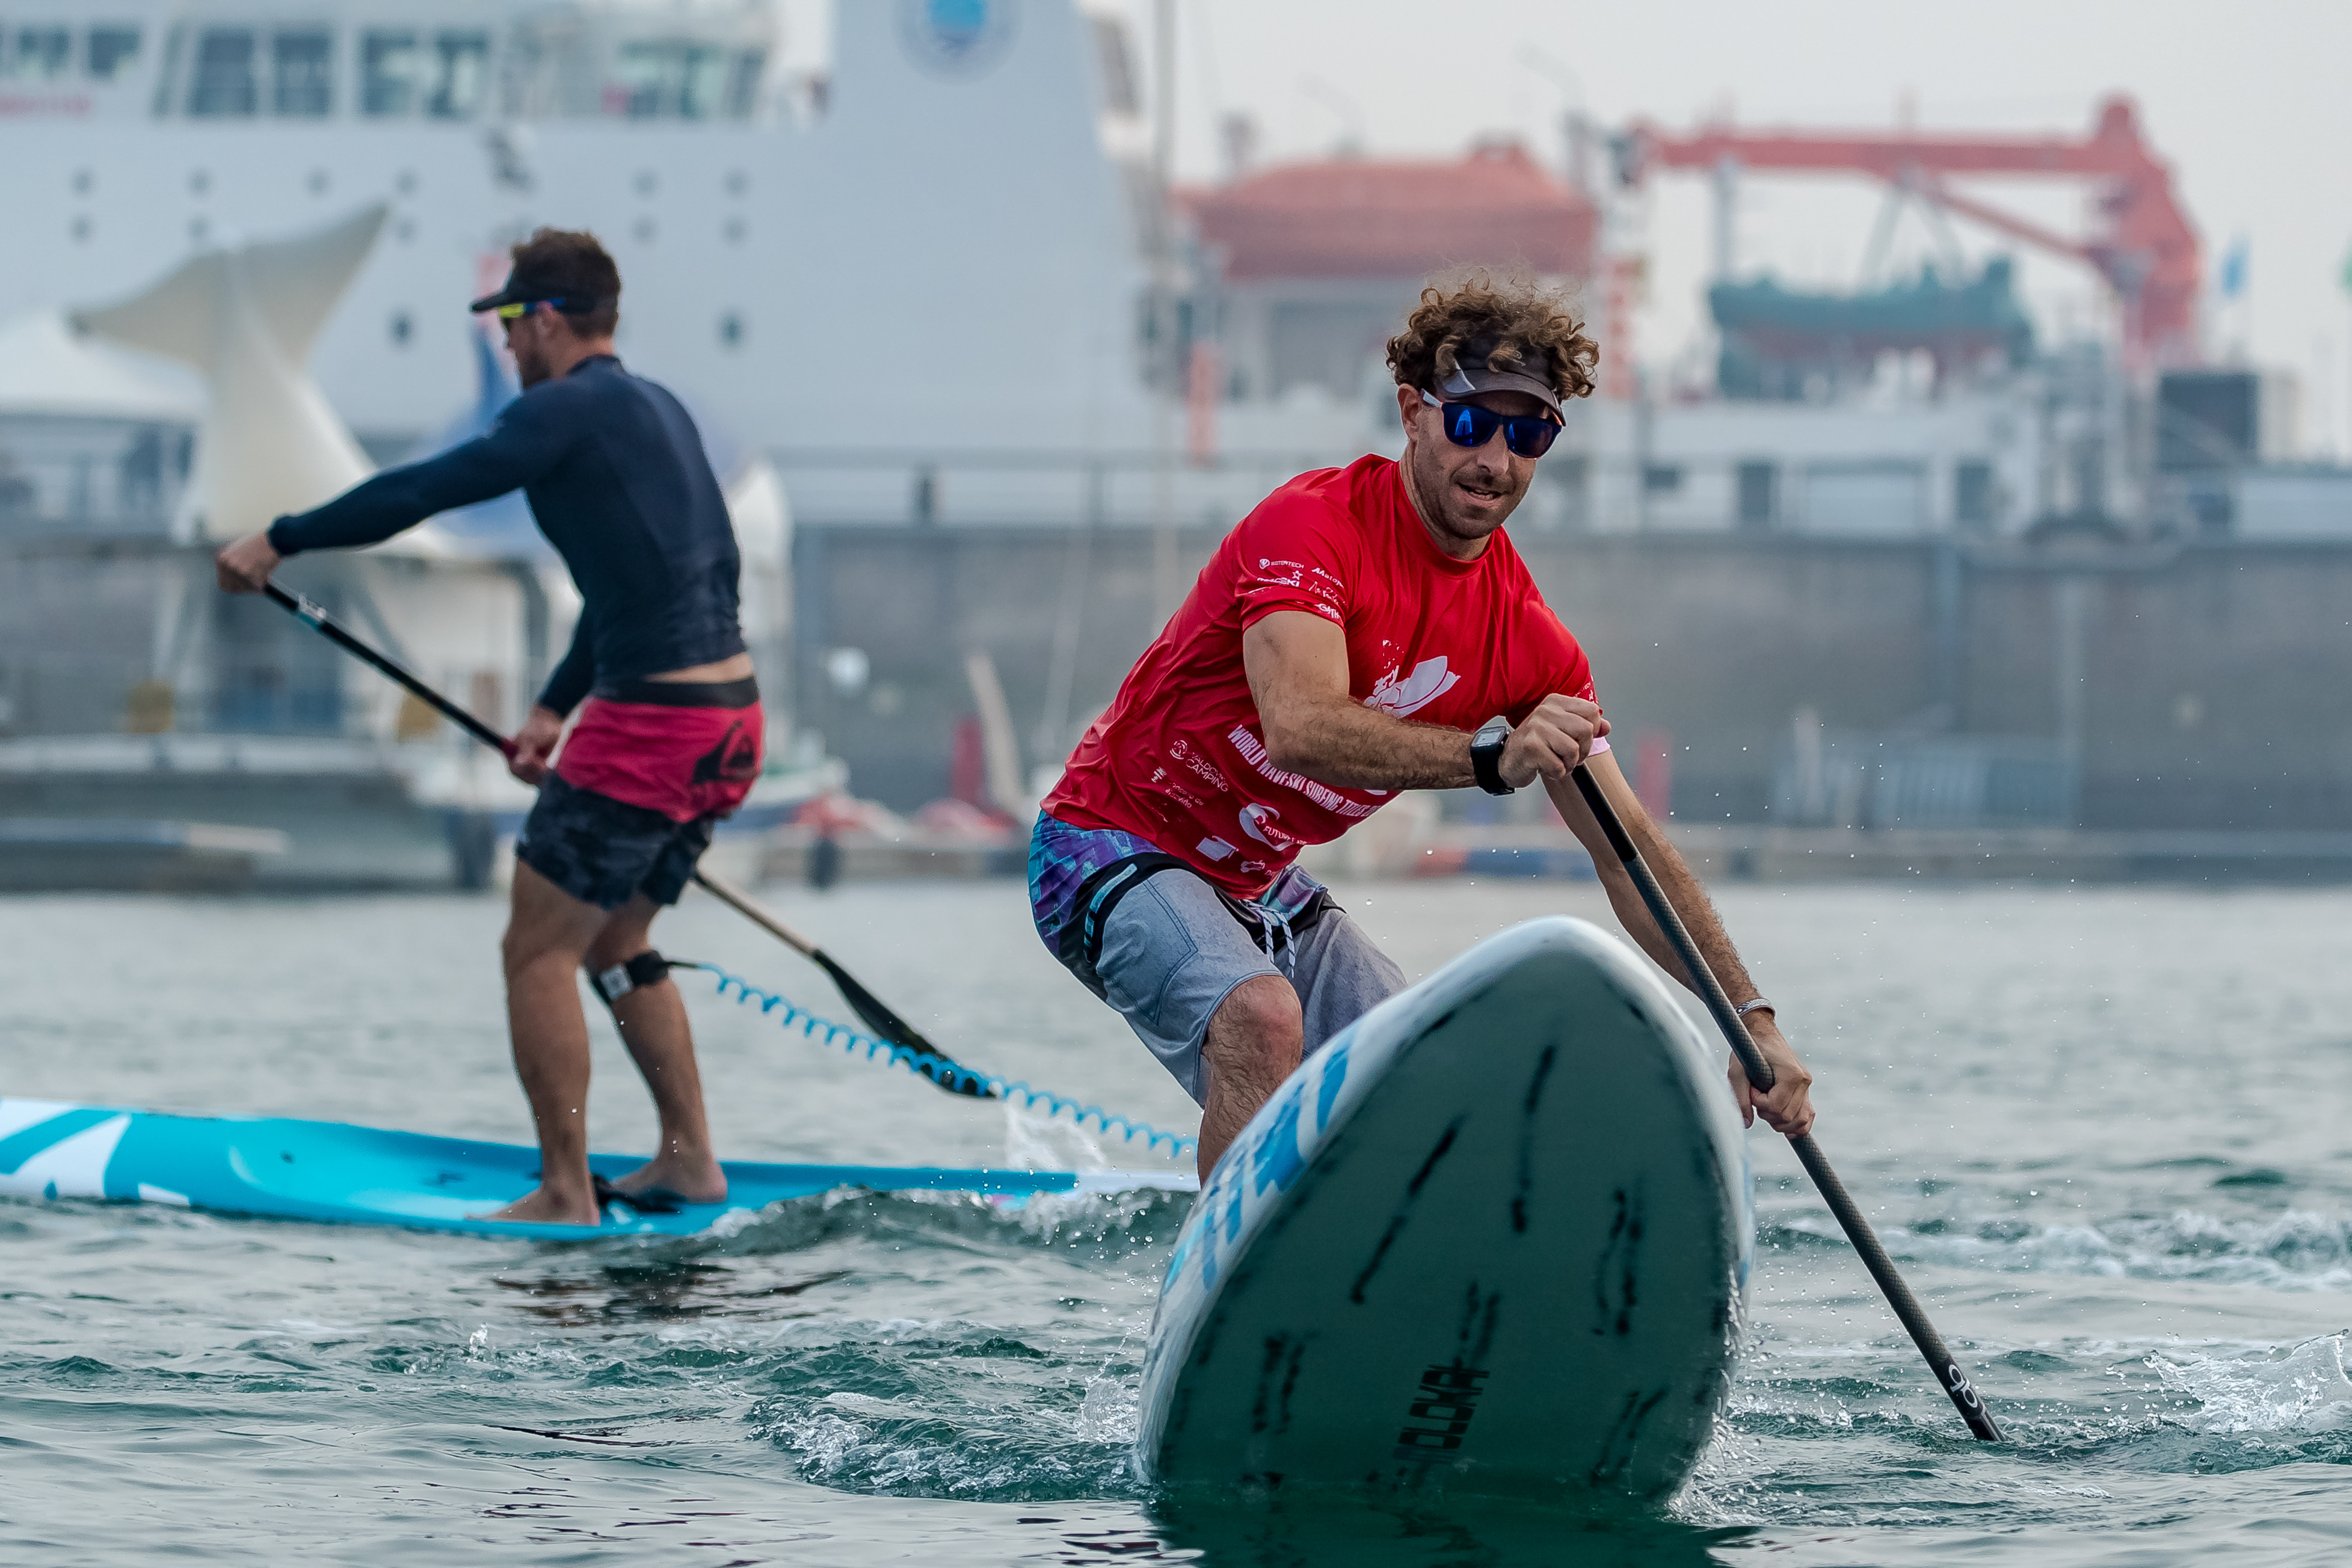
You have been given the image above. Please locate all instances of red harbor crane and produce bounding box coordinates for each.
[1623,96,2203,372]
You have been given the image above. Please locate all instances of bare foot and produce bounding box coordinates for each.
[611,1152,726,1205]
[487,1184,603,1226]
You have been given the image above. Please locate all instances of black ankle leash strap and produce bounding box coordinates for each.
[591,950,690,1004]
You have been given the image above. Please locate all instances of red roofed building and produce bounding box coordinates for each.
[1183,140,1599,406]
[1191,140,1598,283]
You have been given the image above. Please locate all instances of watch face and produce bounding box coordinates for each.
[1475,719,1510,746]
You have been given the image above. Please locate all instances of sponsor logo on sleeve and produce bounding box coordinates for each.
[1252,557,1344,609]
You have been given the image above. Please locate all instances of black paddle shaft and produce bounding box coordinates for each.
[265,583,516,758]
[260,578,995,1099]
[1569,764,2001,1443]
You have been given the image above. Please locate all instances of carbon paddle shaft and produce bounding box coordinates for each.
[262,578,994,1099]
[263,583,516,758]
[1569,765,2001,1442]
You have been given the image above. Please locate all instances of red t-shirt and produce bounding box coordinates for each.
[1044,454,1601,897]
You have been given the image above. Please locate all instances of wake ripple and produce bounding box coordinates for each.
[750,1335,1149,1501]
[1765,1207,2352,1290]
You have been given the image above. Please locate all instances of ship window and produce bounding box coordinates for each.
[186,28,257,117]
[5,25,70,79]
[723,49,765,117]
[88,26,141,81]
[1955,460,1996,529]
[272,29,332,117]
[611,39,728,120]
[682,46,730,118]
[362,31,420,116]
[1736,462,1778,529]
[425,32,488,120]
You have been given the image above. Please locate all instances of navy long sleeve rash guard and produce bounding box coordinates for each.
[268,355,743,716]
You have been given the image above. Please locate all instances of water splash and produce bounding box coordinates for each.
[1004,1098,1113,1173]
[2149,1333,2352,1434]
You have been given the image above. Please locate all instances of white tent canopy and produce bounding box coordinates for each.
[0,310,203,422]
[72,204,388,544]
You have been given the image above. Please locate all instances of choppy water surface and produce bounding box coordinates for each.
[6,879,2352,1565]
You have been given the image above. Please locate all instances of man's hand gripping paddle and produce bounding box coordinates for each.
[1569,763,2002,1442]
[263,581,994,1099]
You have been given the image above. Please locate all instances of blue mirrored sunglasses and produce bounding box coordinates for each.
[1420,390,1562,459]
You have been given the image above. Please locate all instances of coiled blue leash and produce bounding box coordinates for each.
[682,961,1198,1160]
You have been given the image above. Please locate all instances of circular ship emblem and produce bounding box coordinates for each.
[897,0,1019,78]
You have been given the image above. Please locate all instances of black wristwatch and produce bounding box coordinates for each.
[1471,717,1515,796]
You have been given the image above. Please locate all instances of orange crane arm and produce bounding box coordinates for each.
[1625,96,2200,366]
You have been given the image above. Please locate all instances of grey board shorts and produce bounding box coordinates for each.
[1029,812,1406,1104]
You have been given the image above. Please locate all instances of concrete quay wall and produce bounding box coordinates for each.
[794,524,2352,833]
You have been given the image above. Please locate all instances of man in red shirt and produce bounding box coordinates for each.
[1030,273,1814,1178]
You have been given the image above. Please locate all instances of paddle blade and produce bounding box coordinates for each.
[811,951,996,1098]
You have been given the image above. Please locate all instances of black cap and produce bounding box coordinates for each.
[1434,337,1563,416]
[469,255,612,315]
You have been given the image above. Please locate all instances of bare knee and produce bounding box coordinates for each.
[503,927,584,986]
[1204,975,1303,1078]
[503,868,607,979]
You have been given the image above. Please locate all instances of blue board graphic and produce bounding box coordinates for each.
[0,1098,1192,1240]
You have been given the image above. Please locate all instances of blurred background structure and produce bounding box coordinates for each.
[1,0,2348,888]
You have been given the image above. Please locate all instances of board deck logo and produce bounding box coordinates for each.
[1392,1362,1490,1462]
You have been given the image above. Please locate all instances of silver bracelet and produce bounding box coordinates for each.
[1735,997,1775,1017]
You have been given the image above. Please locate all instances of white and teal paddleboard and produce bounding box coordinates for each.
[0,1099,1192,1240]
[1137,916,1753,1501]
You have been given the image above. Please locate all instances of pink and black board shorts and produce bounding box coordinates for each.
[516,677,763,910]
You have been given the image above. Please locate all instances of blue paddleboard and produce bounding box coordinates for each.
[0,1098,1193,1240]
[1138,917,1753,1500]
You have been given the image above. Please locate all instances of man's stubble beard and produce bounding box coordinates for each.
[1406,437,1523,552]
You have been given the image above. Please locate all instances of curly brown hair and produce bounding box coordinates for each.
[1384,268,1599,404]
